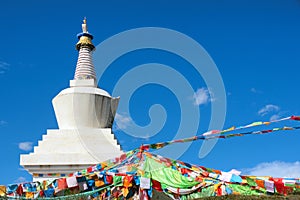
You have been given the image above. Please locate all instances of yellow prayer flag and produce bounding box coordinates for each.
[0,185,6,196]
[26,192,34,198]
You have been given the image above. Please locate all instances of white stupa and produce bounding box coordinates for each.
[20,19,123,181]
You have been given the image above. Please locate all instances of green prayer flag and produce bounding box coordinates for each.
[143,156,199,189]
[246,177,257,187]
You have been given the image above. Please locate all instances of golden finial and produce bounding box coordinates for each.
[76,17,95,51]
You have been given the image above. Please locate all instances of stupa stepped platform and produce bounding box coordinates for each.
[34,129,120,154]
[22,129,121,164]
[21,128,122,176]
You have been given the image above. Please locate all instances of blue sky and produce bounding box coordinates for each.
[1,0,300,185]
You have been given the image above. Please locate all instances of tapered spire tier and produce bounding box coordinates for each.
[74,18,97,81]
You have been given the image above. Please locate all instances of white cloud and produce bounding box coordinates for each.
[193,87,212,106]
[258,104,280,116]
[115,113,133,130]
[270,114,281,121]
[0,120,7,126]
[18,142,33,151]
[14,176,27,183]
[251,88,262,94]
[0,61,9,74]
[243,161,300,178]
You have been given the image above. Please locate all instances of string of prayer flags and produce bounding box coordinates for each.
[141,116,300,151]
[1,149,300,199]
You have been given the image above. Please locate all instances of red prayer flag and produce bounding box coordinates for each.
[152,179,162,192]
[57,178,68,190]
[291,116,300,121]
[16,184,23,196]
[87,167,93,173]
[106,175,113,184]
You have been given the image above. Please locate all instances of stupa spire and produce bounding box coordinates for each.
[74,18,97,81]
